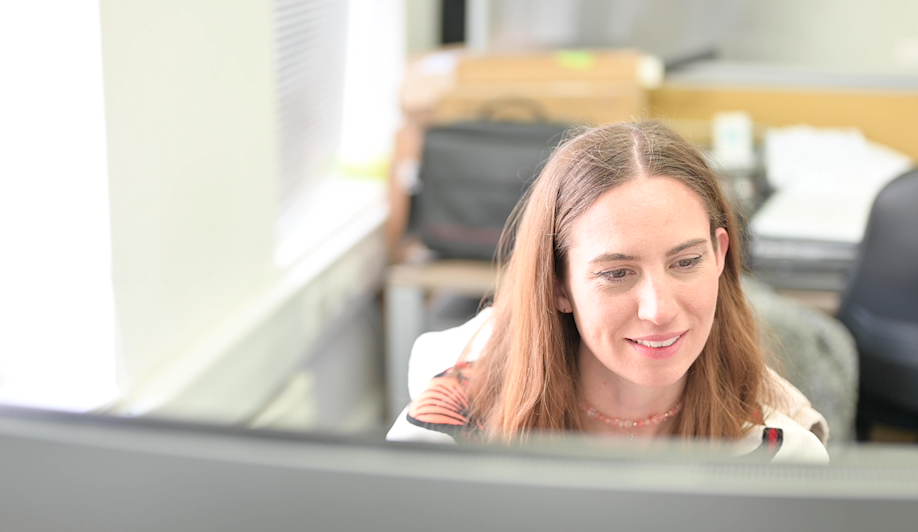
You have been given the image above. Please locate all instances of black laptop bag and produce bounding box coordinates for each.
[411,120,571,261]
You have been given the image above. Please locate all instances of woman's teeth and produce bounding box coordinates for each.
[631,335,681,348]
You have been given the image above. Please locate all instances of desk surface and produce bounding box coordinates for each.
[387,260,498,296]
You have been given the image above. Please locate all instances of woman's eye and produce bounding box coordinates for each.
[675,256,703,269]
[603,269,629,280]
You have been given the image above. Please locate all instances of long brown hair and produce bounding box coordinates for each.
[469,120,776,442]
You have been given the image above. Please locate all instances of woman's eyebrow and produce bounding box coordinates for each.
[589,252,637,264]
[666,238,707,257]
[589,238,708,264]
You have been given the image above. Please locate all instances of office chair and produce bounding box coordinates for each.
[836,168,918,441]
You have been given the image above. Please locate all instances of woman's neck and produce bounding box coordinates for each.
[577,346,686,439]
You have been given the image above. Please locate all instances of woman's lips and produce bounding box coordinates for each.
[626,331,687,360]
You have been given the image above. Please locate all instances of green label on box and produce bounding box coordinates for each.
[554,50,596,70]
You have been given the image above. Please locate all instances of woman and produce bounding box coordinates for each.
[387,121,829,462]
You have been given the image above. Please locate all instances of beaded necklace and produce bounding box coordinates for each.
[583,399,684,440]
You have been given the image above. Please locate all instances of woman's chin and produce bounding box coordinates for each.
[626,368,691,390]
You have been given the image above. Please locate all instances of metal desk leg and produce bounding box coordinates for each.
[385,284,425,423]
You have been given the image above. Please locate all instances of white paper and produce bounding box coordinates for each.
[752,126,913,243]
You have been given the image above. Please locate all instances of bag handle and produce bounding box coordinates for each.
[478,97,550,123]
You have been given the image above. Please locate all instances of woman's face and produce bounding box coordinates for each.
[554,176,729,390]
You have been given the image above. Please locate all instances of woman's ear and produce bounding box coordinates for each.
[554,277,573,314]
[714,227,729,276]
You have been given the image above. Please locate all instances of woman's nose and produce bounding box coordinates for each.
[636,274,677,325]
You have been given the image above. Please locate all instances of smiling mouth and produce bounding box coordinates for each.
[627,335,682,348]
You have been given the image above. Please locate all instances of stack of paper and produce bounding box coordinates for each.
[752,126,913,244]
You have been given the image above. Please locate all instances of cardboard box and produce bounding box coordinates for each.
[455,49,650,84]
[435,80,646,125]
[400,49,661,126]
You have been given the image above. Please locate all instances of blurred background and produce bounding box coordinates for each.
[2,0,918,445]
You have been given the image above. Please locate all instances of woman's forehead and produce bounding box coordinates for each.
[567,177,712,258]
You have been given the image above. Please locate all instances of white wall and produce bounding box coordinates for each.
[100,0,281,387]
[99,0,390,424]
[720,0,918,72]
[0,0,390,424]
[453,0,918,73]
[0,1,118,410]
[405,0,442,55]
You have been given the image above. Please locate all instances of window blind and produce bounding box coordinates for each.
[274,0,349,224]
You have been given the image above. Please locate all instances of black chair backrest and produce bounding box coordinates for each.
[837,169,918,412]
[838,169,918,322]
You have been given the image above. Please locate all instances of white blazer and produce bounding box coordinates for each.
[387,308,830,464]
